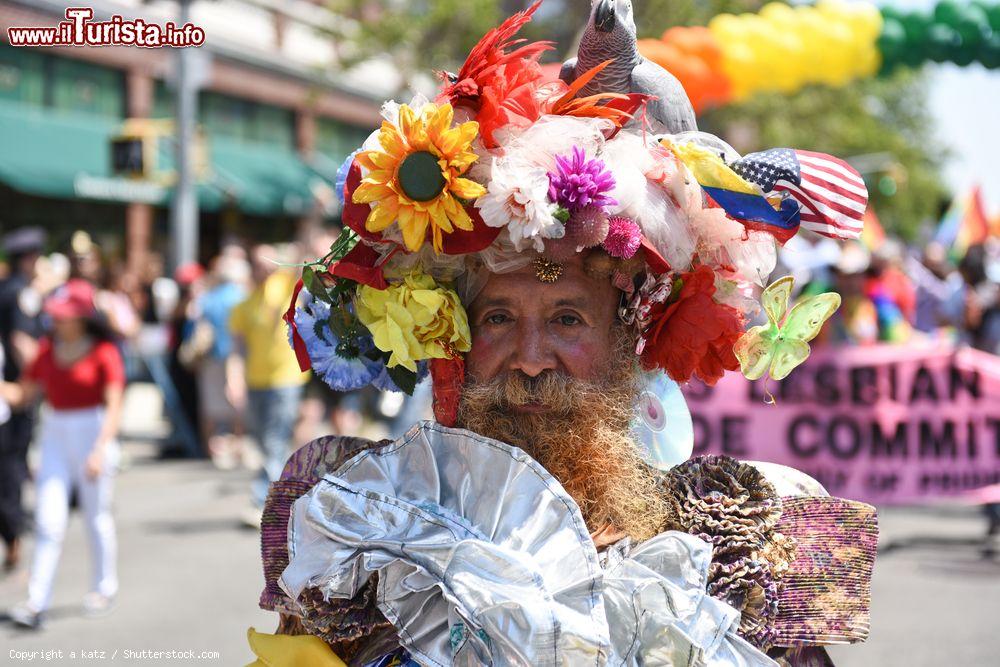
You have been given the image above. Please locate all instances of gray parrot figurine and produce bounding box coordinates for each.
[560,0,697,134]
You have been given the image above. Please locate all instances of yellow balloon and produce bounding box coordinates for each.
[824,21,855,86]
[815,0,849,21]
[856,44,881,78]
[790,18,820,83]
[847,2,884,43]
[760,2,798,24]
[719,40,759,97]
[770,32,808,92]
[708,14,743,42]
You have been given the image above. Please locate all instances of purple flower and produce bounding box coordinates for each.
[547,147,617,212]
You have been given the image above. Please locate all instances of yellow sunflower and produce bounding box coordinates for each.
[352,103,487,253]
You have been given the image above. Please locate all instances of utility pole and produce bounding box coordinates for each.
[170,0,198,270]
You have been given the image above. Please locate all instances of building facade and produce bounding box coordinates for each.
[0,0,387,270]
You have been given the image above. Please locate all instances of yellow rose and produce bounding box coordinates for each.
[356,271,471,372]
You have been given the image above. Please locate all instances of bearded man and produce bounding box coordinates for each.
[247,250,875,667]
[456,252,670,546]
[246,4,877,665]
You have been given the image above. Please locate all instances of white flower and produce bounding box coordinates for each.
[475,160,562,252]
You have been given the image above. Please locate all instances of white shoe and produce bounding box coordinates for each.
[9,601,43,629]
[240,507,262,530]
[82,592,116,618]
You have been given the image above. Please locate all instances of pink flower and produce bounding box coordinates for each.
[602,216,642,259]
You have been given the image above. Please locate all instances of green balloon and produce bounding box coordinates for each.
[980,32,1000,68]
[900,12,931,44]
[878,18,908,66]
[955,7,989,46]
[927,23,960,62]
[934,1,963,27]
[951,38,977,66]
[880,6,903,23]
[989,6,1000,32]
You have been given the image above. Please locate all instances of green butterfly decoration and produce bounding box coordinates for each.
[734,276,841,382]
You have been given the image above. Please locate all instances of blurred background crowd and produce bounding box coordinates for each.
[0,226,433,539]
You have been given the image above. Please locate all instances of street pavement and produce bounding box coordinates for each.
[1,387,999,665]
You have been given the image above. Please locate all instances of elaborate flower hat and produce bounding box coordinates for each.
[285,0,868,425]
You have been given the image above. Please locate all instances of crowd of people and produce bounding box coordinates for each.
[0,226,427,629]
[0,223,997,629]
[777,234,1000,355]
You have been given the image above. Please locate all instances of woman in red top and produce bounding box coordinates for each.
[1,279,125,629]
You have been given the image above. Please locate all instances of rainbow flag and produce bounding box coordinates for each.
[934,186,990,260]
[859,208,885,251]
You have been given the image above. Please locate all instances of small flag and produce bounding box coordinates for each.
[664,140,801,245]
[733,148,868,240]
[934,186,990,260]
[859,208,885,251]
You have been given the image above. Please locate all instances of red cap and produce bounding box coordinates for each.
[44,279,96,320]
[174,262,205,286]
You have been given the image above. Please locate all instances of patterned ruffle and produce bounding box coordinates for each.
[661,454,797,650]
[770,496,877,647]
[260,434,394,654]
[297,577,392,647]
[260,478,316,615]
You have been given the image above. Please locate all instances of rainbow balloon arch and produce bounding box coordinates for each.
[638,0,1000,113]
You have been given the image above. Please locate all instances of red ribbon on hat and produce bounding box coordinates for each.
[284,241,391,374]
[430,353,465,427]
[328,242,388,289]
[342,161,385,243]
[640,235,672,275]
[283,278,311,372]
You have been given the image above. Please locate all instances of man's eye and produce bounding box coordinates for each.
[486,313,509,325]
[557,315,581,326]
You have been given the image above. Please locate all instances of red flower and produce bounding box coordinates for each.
[639,264,744,385]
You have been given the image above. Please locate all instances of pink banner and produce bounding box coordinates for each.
[680,343,1000,505]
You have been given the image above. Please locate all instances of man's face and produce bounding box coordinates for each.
[457,253,671,542]
[464,253,621,408]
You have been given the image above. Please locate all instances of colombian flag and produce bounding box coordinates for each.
[663,140,801,244]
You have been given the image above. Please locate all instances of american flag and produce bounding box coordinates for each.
[732,148,868,240]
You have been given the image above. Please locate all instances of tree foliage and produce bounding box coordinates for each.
[324,0,946,238]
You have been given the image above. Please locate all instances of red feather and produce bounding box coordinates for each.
[439,1,552,106]
[458,0,543,81]
[476,58,547,147]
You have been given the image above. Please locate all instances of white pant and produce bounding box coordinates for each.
[28,406,119,611]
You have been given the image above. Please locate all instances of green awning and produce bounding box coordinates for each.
[205,138,326,217]
[0,100,331,217]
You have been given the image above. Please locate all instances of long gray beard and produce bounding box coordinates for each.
[575,26,640,97]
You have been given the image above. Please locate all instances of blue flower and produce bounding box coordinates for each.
[335,149,362,206]
[370,361,429,393]
[289,290,380,391]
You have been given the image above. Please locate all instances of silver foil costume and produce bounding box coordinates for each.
[280,421,776,666]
